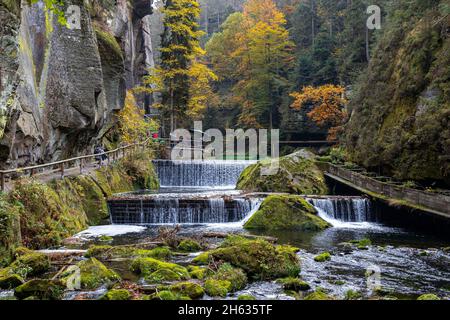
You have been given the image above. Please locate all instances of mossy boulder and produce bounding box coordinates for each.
[9,252,51,277]
[238,294,256,300]
[130,257,190,282]
[146,290,191,301]
[14,279,65,300]
[188,266,209,280]
[277,277,311,292]
[86,245,171,261]
[345,290,362,300]
[177,239,202,252]
[237,150,328,194]
[314,252,331,263]
[350,238,372,250]
[209,236,300,280]
[100,289,132,300]
[192,252,211,265]
[61,258,120,290]
[417,294,440,300]
[211,263,247,292]
[0,273,24,289]
[169,282,205,299]
[304,289,333,300]
[244,195,330,231]
[146,268,184,283]
[205,279,231,297]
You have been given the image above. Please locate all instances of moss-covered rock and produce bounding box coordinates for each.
[237,150,328,194]
[188,266,209,280]
[146,290,191,301]
[61,258,120,290]
[131,257,190,282]
[205,279,231,297]
[169,282,205,299]
[100,289,132,300]
[238,294,256,300]
[244,195,330,231]
[417,294,440,300]
[209,236,300,280]
[177,239,202,252]
[277,277,311,292]
[0,273,24,289]
[14,279,65,300]
[146,268,184,283]
[0,194,21,266]
[9,252,51,277]
[86,245,171,261]
[344,289,362,300]
[304,289,333,300]
[350,238,372,250]
[192,252,211,265]
[314,252,331,263]
[211,263,247,292]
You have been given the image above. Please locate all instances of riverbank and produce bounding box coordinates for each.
[0,151,159,266]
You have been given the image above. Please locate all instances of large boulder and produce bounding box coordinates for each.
[237,150,328,194]
[244,195,330,231]
[14,279,65,300]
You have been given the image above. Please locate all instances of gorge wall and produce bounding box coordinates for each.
[343,0,450,185]
[0,0,162,169]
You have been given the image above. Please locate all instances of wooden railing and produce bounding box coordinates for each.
[0,138,153,192]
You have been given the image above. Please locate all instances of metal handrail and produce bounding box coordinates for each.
[0,137,153,191]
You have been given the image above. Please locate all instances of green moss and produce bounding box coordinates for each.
[0,194,21,266]
[244,195,330,231]
[146,268,183,283]
[277,277,311,292]
[350,238,372,250]
[146,290,190,300]
[86,245,172,261]
[417,294,440,300]
[14,279,65,300]
[169,282,205,299]
[238,294,256,300]
[61,258,120,290]
[9,252,51,277]
[211,263,247,292]
[100,289,132,300]
[131,257,190,281]
[94,26,123,61]
[345,290,362,300]
[304,289,333,300]
[205,279,231,297]
[209,236,300,280]
[192,252,211,265]
[177,239,202,252]
[314,252,331,263]
[188,266,209,280]
[237,150,328,194]
[0,273,24,289]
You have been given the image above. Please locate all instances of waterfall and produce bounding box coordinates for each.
[109,198,259,225]
[153,160,256,188]
[308,197,373,223]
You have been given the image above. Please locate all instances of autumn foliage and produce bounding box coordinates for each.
[290,85,348,140]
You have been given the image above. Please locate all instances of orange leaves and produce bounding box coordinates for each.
[290,85,348,140]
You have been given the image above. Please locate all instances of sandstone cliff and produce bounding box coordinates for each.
[0,0,161,168]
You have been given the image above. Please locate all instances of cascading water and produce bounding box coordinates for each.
[308,197,380,229]
[109,160,259,225]
[153,160,256,188]
[109,198,260,225]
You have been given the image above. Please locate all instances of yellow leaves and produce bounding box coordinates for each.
[187,61,219,119]
[117,91,159,144]
[290,85,348,141]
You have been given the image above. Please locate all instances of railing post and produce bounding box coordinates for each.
[79,159,83,174]
[60,163,64,179]
[30,168,35,177]
[0,173,4,192]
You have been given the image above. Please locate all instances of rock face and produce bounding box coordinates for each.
[0,0,160,168]
[244,195,331,231]
[343,1,450,184]
[237,150,328,194]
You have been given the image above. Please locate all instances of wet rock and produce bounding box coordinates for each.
[244,195,330,231]
[417,294,440,300]
[177,239,202,252]
[9,252,51,277]
[337,242,353,254]
[304,289,333,300]
[314,252,331,263]
[277,277,311,292]
[191,252,211,265]
[100,289,131,300]
[238,294,256,300]
[0,274,24,289]
[208,235,300,280]
[237,150,328,194]
[14,279,65,300]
